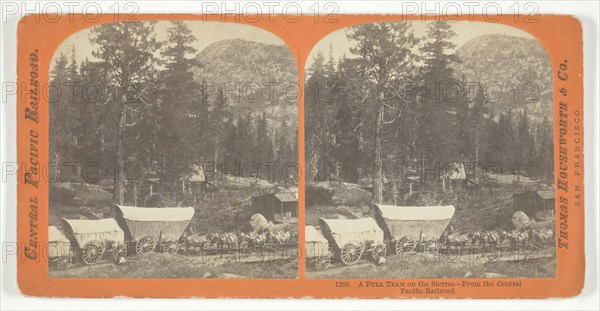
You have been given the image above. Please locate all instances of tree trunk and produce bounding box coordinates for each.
[113,107,126,205]
[357,129,364,184]
[372,97,384,204]
[474,144,479,182]
[392,178,397,205]
[310,153,318,182]
[214,137,219,172]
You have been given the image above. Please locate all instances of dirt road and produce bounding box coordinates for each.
[307,246,556,279]
[49,249,298,279]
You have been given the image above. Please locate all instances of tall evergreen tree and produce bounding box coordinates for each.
[348,22,418,204]
[417,21,461,166]
[158,21,202,184]
[89,21,161,204]
[210,87,232,169]
[305,51,337,181]
[49,53,70,166]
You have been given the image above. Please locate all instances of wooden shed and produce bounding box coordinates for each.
[513,190,555,221]
[251,193,298,224]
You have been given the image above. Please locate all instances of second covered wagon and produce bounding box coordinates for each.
[48,226,73,270]
[305,225,333,270]
[373,204,455,254]
[61,218,126,265]
[114,205,195,255]
[318,218,386,266]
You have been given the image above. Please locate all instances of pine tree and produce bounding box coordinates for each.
[210,87,232,169]
[333,99,360,182]
[305,50,336,181]
[256,113,275,173]
[417,21,461,166]
[49,53,69,166]
[276,119,294,179]
[536,118,554,183]
[89,21,161,204]
[347,22,418,204]
[158,21,202,184]
[463,85,491,177]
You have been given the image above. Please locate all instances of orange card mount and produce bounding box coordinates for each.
[16,14,584,298]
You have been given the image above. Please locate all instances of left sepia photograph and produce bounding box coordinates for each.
[47,21,299,279]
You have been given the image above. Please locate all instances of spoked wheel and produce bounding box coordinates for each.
[161,240,180,255]
[313,255,331,270]
[395,236,416,254]
[82,240,104,265]
[340,241,363,266]
[56,256,71,270]
[372,244,387,262]
[423,240,439,253]
[112,243,128,262]
[136,236,156,255]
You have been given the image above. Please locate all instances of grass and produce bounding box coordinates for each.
[50,252,298,279]
[307,246,555,279]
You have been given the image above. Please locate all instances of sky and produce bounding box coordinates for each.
[52,20,537,73]
[305,20,536,69]
[51,21,286,69]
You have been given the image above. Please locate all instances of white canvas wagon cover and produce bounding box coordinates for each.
[306,226,328,243]
[373,204,455,240]
[116,205,195,222]
[318,218,384,247]
[48,226,71,258]
[319,217,382,234]
[61,218,124,247]
[115,205,195,241]
[305,226,329,258]
[374,204,455,221]
[49,226,69,243]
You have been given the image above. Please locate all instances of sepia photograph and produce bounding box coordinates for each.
[47,20,299,279]
[304,20,556,279]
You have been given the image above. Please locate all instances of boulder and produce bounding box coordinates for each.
[250,213,272,232]
[512,211,534,230]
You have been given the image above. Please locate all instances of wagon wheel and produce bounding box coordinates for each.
[395,236,416,254]
[423,240,439,253]
[314,255,331,270]
[161,240,180,255]
[56,256,71,270]
[112,243,128,262]
[371,244,387,262]
[135,236,156,255]
[82,240,104,265]
[340,241,363,266]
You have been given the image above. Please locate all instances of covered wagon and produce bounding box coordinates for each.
[318,218,386,266]
[305,226,332,270]
[373,204,455,254]
[61,218,126,265]
[114,205,195,255]
[48,226,72,270]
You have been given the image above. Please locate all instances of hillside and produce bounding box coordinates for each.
[193,39,298,133]
[454,34,553,122]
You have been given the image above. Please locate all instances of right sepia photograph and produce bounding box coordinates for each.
[304,21,555,279]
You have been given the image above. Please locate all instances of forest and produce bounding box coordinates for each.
[305,21,554,203]
[49,21,298,205]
